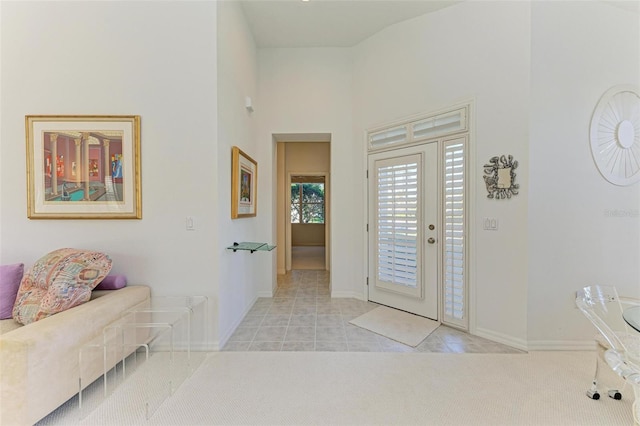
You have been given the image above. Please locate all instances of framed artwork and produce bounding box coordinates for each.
[590,85,640,186]
[25,115,141,219]
[483,155,519,199]
[231,146,257,218]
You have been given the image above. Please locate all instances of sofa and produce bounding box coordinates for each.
[0,285,151,425]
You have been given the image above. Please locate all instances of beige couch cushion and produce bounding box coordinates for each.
[0,319,22,335]
[0,285,150,425]
[0,290,113,336]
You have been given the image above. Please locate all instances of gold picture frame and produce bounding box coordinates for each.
[26,115,141,219]
[231,146,257,218]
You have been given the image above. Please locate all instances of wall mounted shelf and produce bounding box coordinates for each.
[227,242,276,253]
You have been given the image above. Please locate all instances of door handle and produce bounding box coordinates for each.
[428,237,436,244]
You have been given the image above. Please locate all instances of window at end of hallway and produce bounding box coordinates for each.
[291,183,324,224]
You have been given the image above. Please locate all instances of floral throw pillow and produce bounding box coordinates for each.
[12,248,112,325]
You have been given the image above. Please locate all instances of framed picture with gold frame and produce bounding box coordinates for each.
[231,146,257,218]
[26,115,141,219]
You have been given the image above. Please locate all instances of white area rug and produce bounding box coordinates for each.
[349,305,440,347]
[38,351,633,425]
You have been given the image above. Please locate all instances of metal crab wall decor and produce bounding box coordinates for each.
[483,155,519,199]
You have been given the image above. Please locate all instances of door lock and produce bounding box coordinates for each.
[428,237,436,244]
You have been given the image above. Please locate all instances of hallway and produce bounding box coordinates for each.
[291,246,325,270]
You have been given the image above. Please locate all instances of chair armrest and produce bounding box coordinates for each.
[619,297,640,307]
[605,349,640,385]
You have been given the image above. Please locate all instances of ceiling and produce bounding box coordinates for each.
[239,0,461,48]
[239,0,640,48]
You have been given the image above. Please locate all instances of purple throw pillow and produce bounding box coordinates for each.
[94,274,127,290]
[0,263,24,319]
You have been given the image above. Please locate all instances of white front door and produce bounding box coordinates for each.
[368,142,438,320]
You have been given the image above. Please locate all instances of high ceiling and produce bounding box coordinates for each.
[239,0,461,48]
[239,0,639,48]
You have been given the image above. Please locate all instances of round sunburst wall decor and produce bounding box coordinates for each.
[589,85,640,186]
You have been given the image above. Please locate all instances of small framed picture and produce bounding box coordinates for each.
[25,115,141,219]
[231,146,257,218]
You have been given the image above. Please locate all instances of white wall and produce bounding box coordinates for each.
[3,1,637,351]
[353,1,531,348]
[216,1,267,347]
[291,224,325,246]
[0,0,264,350]
[528,1,640,349]
[0,1,219,345]
[258,48,357,297]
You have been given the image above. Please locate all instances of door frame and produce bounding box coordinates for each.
[363,100,475,332]
[367,142,440,320]
[286,171,330,272]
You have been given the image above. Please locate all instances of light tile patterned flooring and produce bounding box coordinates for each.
[223,270,523,353]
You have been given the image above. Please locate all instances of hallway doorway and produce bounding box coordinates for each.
[290,174,327,270]
[275,137,331,275]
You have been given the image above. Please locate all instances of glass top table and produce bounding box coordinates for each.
[227,242,276,253]
[78,296,208,420]
[623,306,640,332]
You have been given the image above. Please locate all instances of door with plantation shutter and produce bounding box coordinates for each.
[368,143,438,319]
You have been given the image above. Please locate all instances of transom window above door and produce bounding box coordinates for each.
[368,106,467,152]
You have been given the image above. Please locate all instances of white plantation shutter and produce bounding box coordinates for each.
[369,125,408,150]
[444,138,466,325]
[368,108,466,152]
[375,154,421,297]
[412,108,466,141]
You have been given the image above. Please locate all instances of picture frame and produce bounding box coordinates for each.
[25,115,141,219]
[483,154,519,200]
[231,146,257,218]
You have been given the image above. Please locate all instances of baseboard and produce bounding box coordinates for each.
[331,291,364,300]
[217,296,259,350]
[526,340,597,351]
[474,327,528,352]
[474,327,598,351]
[257,290,274,298]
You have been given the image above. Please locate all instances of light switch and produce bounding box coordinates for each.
[483,217,498,230]
[186,216,195,230]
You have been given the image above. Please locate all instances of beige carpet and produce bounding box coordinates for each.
[38,351,633,425]
[349,306,440,347]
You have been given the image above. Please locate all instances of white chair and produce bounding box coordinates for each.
[576,286,640,424]
[605,348,640,425]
